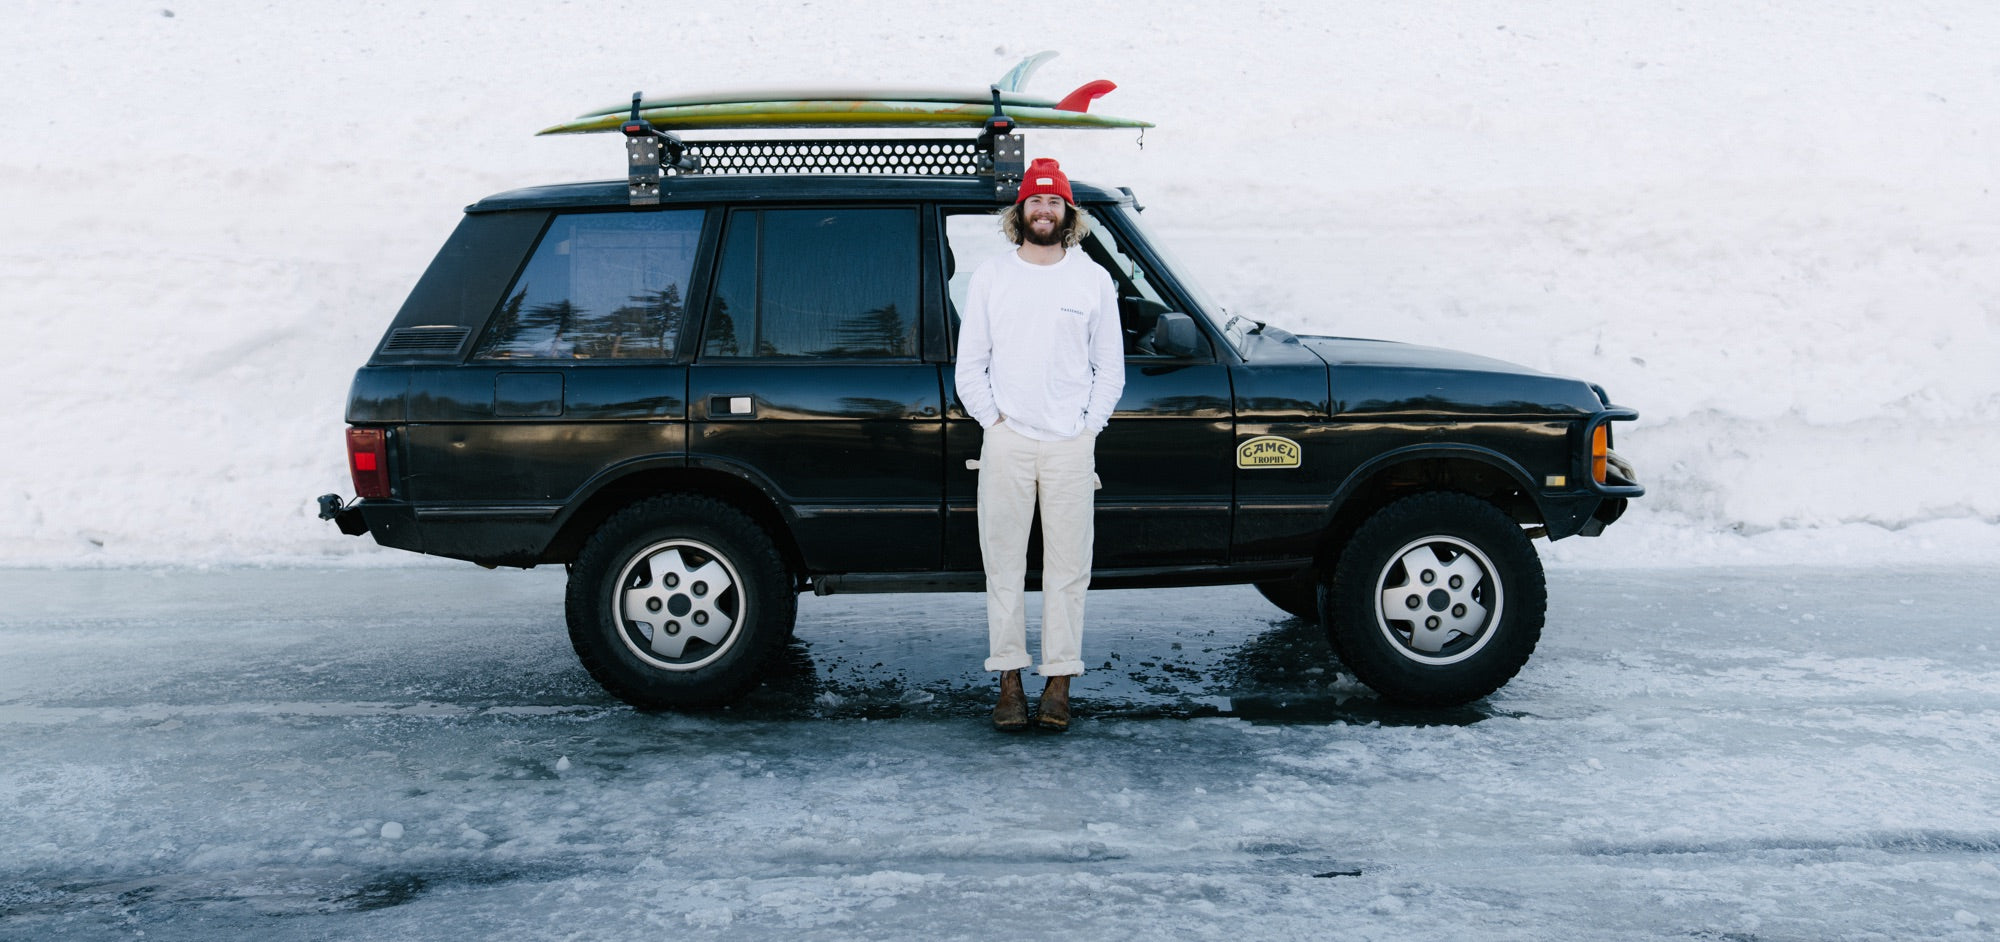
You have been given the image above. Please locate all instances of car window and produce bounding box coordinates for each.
[1077,215,1203,358]
[700,208,919,359]
[942,206,1205,359]
[473,210,702,360]
[942,210,1017,320]
[1099,207,1233,355]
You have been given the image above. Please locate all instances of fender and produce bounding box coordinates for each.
[1323,441,1545,527]
[545,452,691,532]
[548,451,800,536]
[680,452,801,528]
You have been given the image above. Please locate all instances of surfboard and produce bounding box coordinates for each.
[994,50,1058,93]
[565,50,1075,118]
[569,88,1063,118]
[536,98,1151,135]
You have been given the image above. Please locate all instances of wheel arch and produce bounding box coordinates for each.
[1313,445,1545,569]
[544,459,804,580]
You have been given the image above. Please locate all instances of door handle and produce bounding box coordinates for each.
[710,396,756,418]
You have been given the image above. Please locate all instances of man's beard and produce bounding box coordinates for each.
[1023,208,1069,246]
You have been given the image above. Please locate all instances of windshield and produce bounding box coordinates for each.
[1102,204,1248,353]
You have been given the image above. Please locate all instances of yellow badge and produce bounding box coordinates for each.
[1236,436,1302,469]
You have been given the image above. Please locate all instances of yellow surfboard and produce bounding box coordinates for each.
[539,79,1148,135]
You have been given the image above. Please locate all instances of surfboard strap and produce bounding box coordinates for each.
[979,87,1025,201]
[621,91,698,205]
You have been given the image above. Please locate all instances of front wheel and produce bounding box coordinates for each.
[565,495,795,709]
[1322,492,1546,706]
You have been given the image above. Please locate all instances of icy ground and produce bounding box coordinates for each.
[2,567,1996,940]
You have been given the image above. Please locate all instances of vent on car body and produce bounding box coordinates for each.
[381,326,470,354]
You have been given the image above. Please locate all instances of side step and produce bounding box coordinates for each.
[811,561,1311,596]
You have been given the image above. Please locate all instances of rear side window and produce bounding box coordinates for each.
[474,210,703,360]
[701,208,919,359]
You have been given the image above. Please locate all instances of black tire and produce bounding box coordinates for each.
[1322,492,1545,706]
[1254,572,1321,622]
[565,495,795,710]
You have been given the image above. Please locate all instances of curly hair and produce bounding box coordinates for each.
[999,201,1091,248]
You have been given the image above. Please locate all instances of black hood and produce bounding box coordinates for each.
[1296,335,1606,418]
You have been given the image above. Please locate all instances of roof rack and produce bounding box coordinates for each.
[614,89,1026,206]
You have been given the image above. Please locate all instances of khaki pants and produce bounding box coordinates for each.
[977,421,1098,677]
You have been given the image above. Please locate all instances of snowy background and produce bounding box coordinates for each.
[4,0,1998,567]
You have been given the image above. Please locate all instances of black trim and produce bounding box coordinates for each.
[415,504,561,521]
[811,560,1312,596]
[792,504,940,519]
[469,177,1128,214]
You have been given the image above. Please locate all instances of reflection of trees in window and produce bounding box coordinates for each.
[575,284,684,358]
[640,284,686,353]
[475,289,582,358]
[475,288,531,358]
[702,214,757,359]
[473,210,703,360]
[522,299,579,335]
[706,295,741,356]
[698,208,917,359]
[522,299,581,357]
[811,302,911,357]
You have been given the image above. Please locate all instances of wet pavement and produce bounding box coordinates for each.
[2,565,1996,940]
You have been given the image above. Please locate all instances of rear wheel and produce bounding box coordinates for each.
[1322,492,1545,706]
[565,495,794,709]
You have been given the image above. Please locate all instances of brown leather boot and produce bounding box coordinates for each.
[992,670,1028,731]
[1034,675,1072,731]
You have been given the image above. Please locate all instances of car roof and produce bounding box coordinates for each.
[466,175,1129,213]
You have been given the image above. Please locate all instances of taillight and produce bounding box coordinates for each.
[1590,424,1609,485]
[347,427,390,499]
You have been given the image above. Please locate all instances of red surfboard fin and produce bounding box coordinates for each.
[1055,79,1117,113]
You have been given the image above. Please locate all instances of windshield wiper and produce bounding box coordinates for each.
[1223,312,1268,336]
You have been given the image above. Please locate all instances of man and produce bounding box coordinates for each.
[955,157,1124,732]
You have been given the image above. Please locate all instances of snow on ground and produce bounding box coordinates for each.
[3,1,1999,566]
[2,567,1997,939]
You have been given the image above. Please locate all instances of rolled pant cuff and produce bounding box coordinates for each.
[1037,660,1086,677]
[985,654,1033,673]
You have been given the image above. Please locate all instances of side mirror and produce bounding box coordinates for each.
[1152,312,1203,358]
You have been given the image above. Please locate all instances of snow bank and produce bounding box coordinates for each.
[3,2,1995,566]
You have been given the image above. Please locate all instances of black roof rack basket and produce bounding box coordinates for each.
[615,88,1026,205]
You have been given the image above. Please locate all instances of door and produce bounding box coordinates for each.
[687,206,944,573]
[939,206,1233,572]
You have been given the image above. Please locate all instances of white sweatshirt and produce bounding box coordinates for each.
[955,249,1125,441]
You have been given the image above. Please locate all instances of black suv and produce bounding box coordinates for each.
[321,133,1641,711]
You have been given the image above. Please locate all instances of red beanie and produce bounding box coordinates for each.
[1015,157,1074,204]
